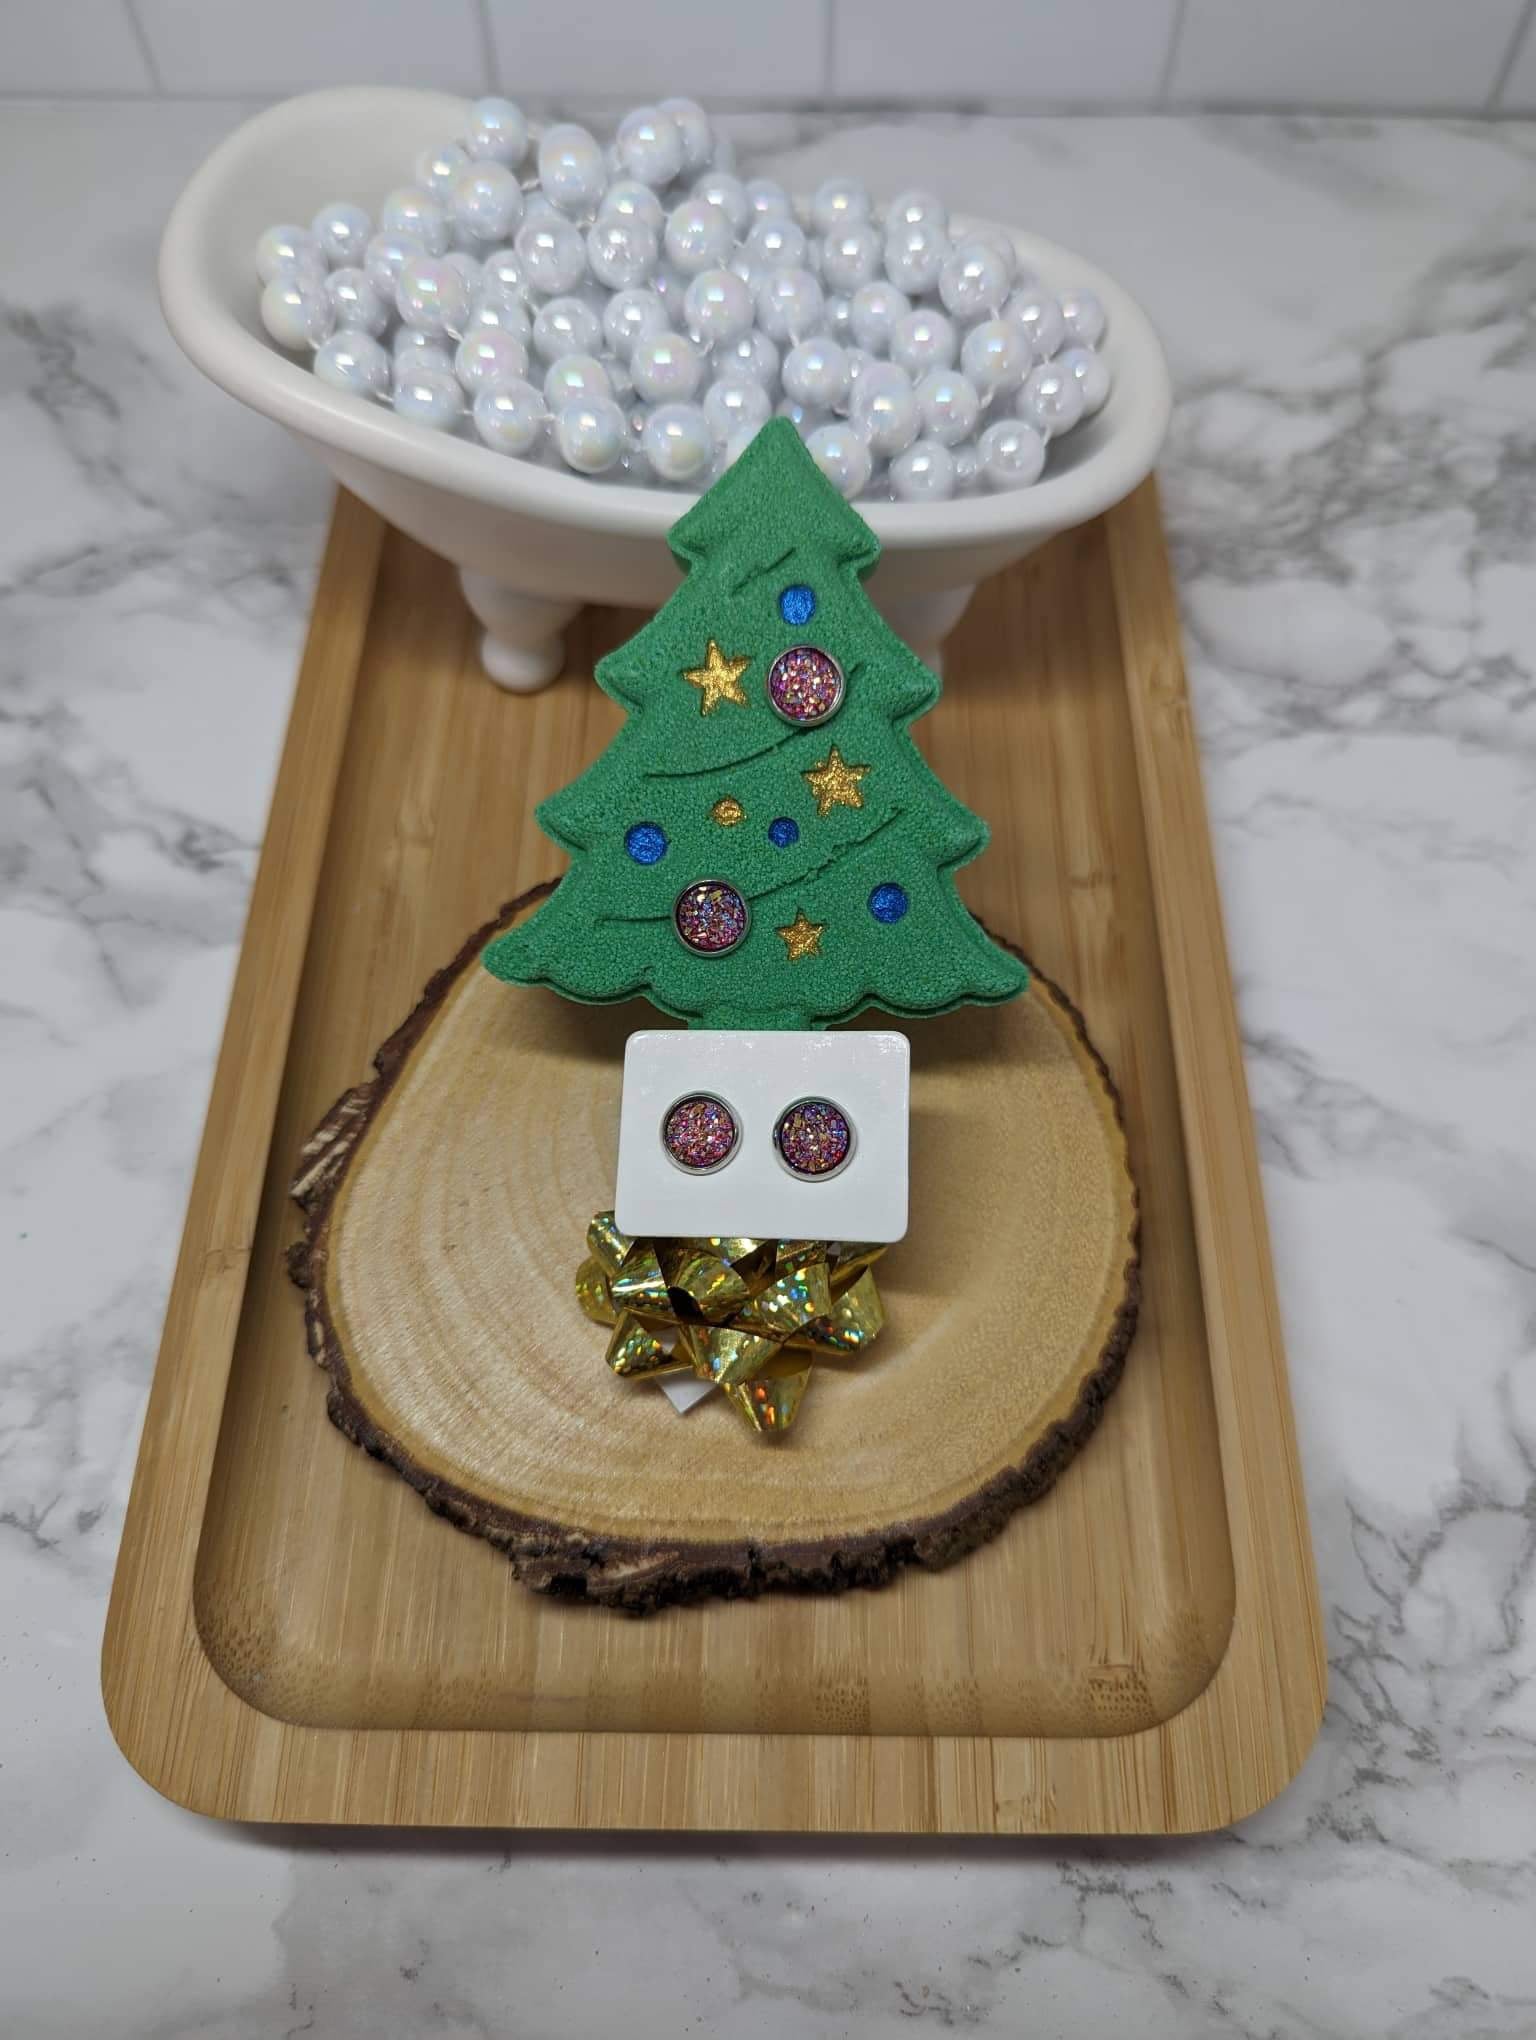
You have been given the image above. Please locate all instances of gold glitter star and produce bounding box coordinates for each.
[684,639,750,714]
[802,745,868,816]
[776,909,826,962]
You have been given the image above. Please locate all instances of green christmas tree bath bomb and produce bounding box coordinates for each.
[484,418,1027,1031]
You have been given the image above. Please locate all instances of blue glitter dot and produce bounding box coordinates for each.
[625,822,669,865]
[779,584,816,627]
[768,817,800,848]
[868,882,909,923]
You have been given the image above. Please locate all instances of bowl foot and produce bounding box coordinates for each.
[459,570,578,693]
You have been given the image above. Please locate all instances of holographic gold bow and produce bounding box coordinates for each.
[576,1211,887,1434]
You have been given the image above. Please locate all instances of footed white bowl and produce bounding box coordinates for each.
[159,88,1172,689]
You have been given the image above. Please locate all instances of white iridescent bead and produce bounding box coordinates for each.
[777,397,831,439]
[379,187,449,256]
[325,267,387,336]
[521,192,562,227]
[444,250,484,292]
[456,329,530,393]
[702,372,772,443]
[885,189,946,234]
[805,421,872,500]
[1019,360,1086,436]
[394,330,455,376]
[538,124,607,216]
[810,176,872,238]
[260,274,334,350]
[682,266,753,347]
[891,308,957,378]
[311,201,371,268]
[848,281,910,356]
[555,395,629,473]
[914,368,980,446]
[664,196,735,275]
[464,291,532,345]
[473,378,546,456]
[712,330,779,391]
[692,171,751,235]
[1058,288,1107,349]
[818,223,882,296]
[743,216,808,271]
[363,230,423,299]
[649,262,689,316]
[850,361,919,457]
[465,97,529,167]
[938,238,1011,324]
[960,316,1028,396]
[586,217,660,290]
[416,140,469,196]
[600,179,666,232]
[1058,343,1111,417]
[755,268,823,344]
[744,177,793,222]
[392,365,464,431]
[479,247,526,299]
[313,330,390,398]
[631,331,704,403]
[603,287,670,359]
[953,444,980,491]
[615,106,684,189]
[543,352,612,410]
[978,418,1047,490]
[449,161,523,244]
[782,336,850,410]
[890,437,956,501]
[824,292,853,340]
[532,294,604,363]
[966,227,1018,286]
[884,221,949,296]
[514,216,587,295]
[658,97,712,175]
[395,254,472,337]
[1004,289,1066,361]
[256,223,325,285]
[642,401,713,483]
[842,344,876,395]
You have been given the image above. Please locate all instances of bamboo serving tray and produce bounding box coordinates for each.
[103,482,1324,1832]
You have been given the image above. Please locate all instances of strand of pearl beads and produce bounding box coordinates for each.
[256,95,1113,500]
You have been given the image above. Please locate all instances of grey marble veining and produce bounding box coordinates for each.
[2,102,1533,2038]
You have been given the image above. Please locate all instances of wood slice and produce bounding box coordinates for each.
[290,885,1139,1612]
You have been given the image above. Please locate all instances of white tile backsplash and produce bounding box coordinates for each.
[1169,0,1529,109]
[1496,3,1536,105]
[486,0,828,102]
[831,0,1180,103]
[2,0,1531,108]
[3,0,155,92]
[132,0,488,96]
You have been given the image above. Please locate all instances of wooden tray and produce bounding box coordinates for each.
[103,482,1325,1832]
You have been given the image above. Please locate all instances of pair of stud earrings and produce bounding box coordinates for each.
[662,1093,855,1182]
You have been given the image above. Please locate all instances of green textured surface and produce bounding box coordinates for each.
[484,420,1029,1030]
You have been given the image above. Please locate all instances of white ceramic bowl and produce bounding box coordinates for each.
[160,88,1172,689]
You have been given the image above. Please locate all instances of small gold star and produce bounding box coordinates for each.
[684,639,750,714]
[802,745,868,816]
[776,909,826,962]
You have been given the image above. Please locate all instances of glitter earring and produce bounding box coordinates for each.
[661,1093,742,1175]
[773,1097,855,1181]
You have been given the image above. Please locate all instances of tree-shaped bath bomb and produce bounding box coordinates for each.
[483,418,1027,1030]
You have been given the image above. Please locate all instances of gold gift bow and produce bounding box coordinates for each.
[575,1211,887,1434]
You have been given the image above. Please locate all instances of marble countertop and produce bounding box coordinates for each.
[4,100,1534,2038]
